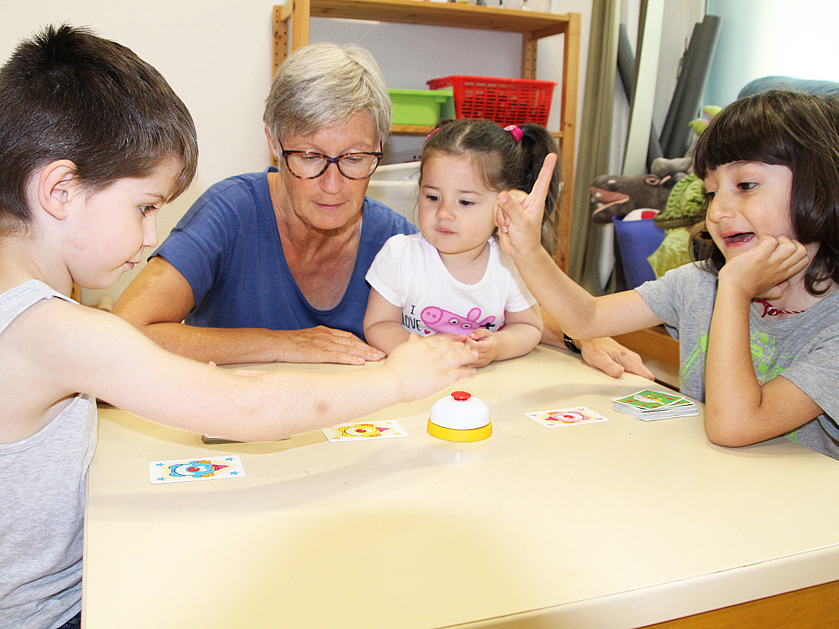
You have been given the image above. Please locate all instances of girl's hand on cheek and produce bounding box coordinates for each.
[719,235,809,300]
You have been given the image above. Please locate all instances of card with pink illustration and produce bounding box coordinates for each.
[524,406,610,428]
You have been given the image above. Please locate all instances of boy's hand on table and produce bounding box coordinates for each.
[385,335,476,402]
[208,361,265,377]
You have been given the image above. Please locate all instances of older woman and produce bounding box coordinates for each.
[114,42,652,379]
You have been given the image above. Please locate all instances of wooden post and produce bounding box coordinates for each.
[555,11,580,272]
[291,0,311,50]
[272,3,294,76]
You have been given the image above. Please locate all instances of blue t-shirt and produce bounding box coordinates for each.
[153,168,417,340]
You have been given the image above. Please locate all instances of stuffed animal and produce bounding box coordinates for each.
[688,105,722,137]
[650,155,692,182]
[647,173,707,277]
[590,105,722,279]
[589,173,676,224]
[647,105,723,186]
[644,109,720,277]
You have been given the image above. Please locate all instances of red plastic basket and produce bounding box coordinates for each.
[427,75,557,126]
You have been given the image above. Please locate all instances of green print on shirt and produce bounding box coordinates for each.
[679,331,709,390]
[750,330,793,383]
[679,330,796,389]
[749,330,801,445]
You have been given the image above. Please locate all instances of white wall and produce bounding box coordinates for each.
[4,1,277,304]
[706,0,839,107]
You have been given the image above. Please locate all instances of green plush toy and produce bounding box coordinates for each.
[655,173,706,230]
[688,105,723,137]
[646,105,721,278]
[647,174,706,277]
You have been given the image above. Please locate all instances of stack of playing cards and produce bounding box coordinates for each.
[612,389,699,421]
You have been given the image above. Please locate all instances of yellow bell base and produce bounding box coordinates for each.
[427,420,492,442]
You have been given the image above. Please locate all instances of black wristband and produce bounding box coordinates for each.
[563,334,582,354]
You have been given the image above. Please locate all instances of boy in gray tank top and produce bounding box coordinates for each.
[0,25,474,629]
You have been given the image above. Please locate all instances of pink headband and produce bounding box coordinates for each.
[504,124,523,142]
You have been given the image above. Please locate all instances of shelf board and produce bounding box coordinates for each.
[309,0,573,38]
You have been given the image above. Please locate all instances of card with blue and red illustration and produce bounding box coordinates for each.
[149,455,246,484]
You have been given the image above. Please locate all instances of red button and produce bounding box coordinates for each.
[451,391,471,401]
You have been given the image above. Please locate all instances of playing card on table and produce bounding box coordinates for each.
[322,420,408,442]
[525,406,610,428]
[149,455,246,484]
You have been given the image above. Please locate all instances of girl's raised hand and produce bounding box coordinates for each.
[718,235,809,301]
[495,153,558,258]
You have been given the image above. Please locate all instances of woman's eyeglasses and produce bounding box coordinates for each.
[279,140,383,180]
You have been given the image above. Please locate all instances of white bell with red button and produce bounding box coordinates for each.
[427,391,492,442]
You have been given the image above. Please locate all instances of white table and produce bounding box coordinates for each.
[82,346,839,628]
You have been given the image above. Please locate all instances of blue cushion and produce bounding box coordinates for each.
[738,76,839,99]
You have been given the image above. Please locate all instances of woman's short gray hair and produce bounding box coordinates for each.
[264,42,392,147]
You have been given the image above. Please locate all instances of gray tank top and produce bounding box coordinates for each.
[0,281,97,629]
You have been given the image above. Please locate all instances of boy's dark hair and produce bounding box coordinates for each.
[421,119,562,255]
[0,24,198,235]
[693,89,839,295]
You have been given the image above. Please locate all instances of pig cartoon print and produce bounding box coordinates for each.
[420,306,496,335]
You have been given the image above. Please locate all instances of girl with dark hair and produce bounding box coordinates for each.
[497,90,839,460]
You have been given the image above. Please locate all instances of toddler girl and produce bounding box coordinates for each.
[364,120,560,367]
[497,89,839,459]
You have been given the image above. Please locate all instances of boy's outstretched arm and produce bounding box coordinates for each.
[495,154,660,340]
[705,235,821,446]
[30,301,475,443]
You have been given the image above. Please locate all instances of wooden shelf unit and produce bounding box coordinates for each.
[272,0,580,271]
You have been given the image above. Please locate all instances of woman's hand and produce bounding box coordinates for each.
[540,309,655,380]
[272,326,386,365]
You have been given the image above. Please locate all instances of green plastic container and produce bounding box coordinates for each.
[389,88,454,126]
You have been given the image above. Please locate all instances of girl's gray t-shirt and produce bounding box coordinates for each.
[635,263,839,460]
